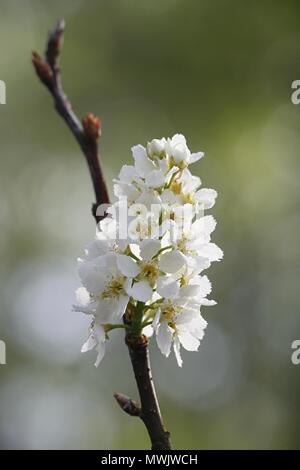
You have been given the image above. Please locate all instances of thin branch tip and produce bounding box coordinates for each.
[46,18,65,66]
[32,19,110,221]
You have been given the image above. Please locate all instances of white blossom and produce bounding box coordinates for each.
[152,298,207,367]
[76,252,132,321]
[74,134,222,367]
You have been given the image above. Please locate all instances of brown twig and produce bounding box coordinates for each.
[32,19,109,222]
[32,19,172,450]
[125,334,172,450]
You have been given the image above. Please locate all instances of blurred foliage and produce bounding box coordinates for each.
[0,0,300,449]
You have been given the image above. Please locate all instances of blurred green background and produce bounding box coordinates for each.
[0,0,300,449]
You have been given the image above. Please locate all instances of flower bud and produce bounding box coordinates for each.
[82,113,101,140]
[147,138,166,158]
[32,52,53,87]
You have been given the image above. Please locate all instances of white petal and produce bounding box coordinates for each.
[193,275,212,297]
[140,239,161,261]
[131,144,147,159]
[173,203,194,225]
[195,188,217,209]
[178,331,200,351]
[175,308,199,325]
[159,250,186,273]
[189,151,204,163]
[171,133,187,145]
[180,284,202,298]
[93,323,106,342]
[116,295,129,317]
[81,334,96,353]
[173,336,183,367]
[185,255,211,273]
[157,277,179,299]
[132,144,154,177]
[135,189,162,207]
[116,254,140,277]
[152,309,161,330]
[99,218,117,237]
[197,243,223,262]
[118,164,138,182]
[182,172,201,192]
[156,322,173,357]
[191,215,216,237]
[142,325,154,338]
[114,182,140,201]
[201,298,217,306]
[78,261,106,296]
[95,342,106,367]
[95,298,117,322]
[72,303,95,315]
[189,315,207,337]
[130,280,153,302]
[160,189,178,204]
[75,287,90,306]
[85,239,109,259]
[123,278,133,297]
[145,169,165,188]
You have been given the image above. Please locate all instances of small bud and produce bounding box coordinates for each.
[114,393,141,417]
[32,51,53,87]
[82,113,101,140]
[147,138,166,159]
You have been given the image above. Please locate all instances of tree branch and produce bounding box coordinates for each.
[32,19,109,222]
[125,334,172,450]
[32,19,172,451]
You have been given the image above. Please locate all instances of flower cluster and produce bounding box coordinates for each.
[74,134,223,367]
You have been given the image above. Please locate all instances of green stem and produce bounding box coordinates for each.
[131,301,145,336]
[165,169,180,189]
[107,323,127,331]
[127,248,141,262]
[152,245,173,260]
[141,320,153,329]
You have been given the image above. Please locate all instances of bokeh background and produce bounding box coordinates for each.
[0,0,300,449]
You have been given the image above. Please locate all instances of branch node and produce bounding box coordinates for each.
[126,334,149,351]
[114,393,141,417]
[82,113,101,141]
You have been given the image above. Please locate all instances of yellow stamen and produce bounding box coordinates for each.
[141,262,159,283]
[102,277,124,299]
[182,193,194,204]
[170,180,182,194]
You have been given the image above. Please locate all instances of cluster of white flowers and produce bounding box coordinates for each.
[74,134,223,367]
